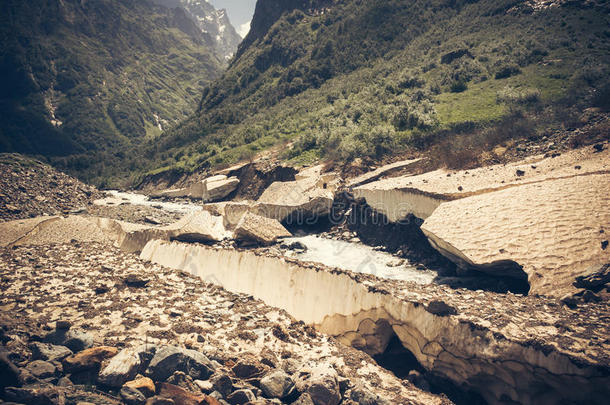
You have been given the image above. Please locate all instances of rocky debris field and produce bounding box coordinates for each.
[0,242,447,405]
[0,154,101,222]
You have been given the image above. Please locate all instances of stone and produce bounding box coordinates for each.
[30,342,73,362]
[231,357,265,379]
[210,373,233,397]
[98,347,142,387]
[201,176,240,202]
[167,211,229,243]
[350,387,389,405]
[299,366,341,405]
[62,346,118,373]
[292,393,315,405]
[146,397,175,405]
[55,320,71,330]
[259,348,279,368]
[233,213,292,246]
[157,382,206,405]
[166,371,200,394]
[0,351,21,390]
[146,346,215,382]
[4,384,64,405]
[252,172,335,224]
[124,274,150,288]
[226,389,255,405]
[25,360,57,379]
[43,329,94,352]
[425,300,458,317]
[121,385,147,405]
[124,377,156,397]
[260,370,295,399]
[195,379,214,393]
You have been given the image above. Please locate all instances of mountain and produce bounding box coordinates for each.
[151,0,243,61]
[146,0,609,178]
[0,0,224,185]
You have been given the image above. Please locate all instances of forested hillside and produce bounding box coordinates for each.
[147,0,609,179]
[0,0,226,185]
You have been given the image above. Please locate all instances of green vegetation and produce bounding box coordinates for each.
[143,0,609,179]
[0,0,223,186]
[3,0,609,186]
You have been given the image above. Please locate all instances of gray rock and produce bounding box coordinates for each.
[43,329,93,352]
[145,346,214,382]
[144,396,175,405]
[210,373,233,397]
[292,393,315,405]
[350,387,389,405]
[226,389,256,405]
[0,352,21,390]
[194,379,214,393]
[305,366,341,405]
[120,385,147,405]
[260,370,295,399]
[98,348,141,387]
[25,360,57,379]
[30,342,72,362]
[282,359,301,375]
[425,300,458,317]
[4,384,64,405]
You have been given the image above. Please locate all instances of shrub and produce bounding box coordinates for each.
[495,64,521,79]
[450,80,468,93]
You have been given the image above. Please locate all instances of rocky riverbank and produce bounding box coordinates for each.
[0,154,101,222]
[0,242,446,405]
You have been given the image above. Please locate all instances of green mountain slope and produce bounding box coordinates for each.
[0,0,224,185]
[148,0,609,176]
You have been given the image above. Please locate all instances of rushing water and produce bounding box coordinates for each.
[100,191,434,283]
[283,235,436,284]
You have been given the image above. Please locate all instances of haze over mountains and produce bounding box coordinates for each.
[0,0,609,186]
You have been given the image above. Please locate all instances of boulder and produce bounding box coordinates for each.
[98,348,142,387]
[29,342,72,362]
[260,370,295,399]
[43,329,94,353]
[292,393,315,405]
[146,346,214,382]
[253,178,334,224]
[121,385,147,405]
[210,373,233,397]
[231,356,266,379]
[25,360,57,379]
[4,384,64,405]
[156,382,207,405]
[124,377,156,397]
[295,365,341,405]
[226,389,255,405]
[202,201,252,229]
[63,346,118,373]
[166,211,229,243]
[233,213,291,246]
[0,351,21,390]
[350,386,389,405]
[201,176,240,202]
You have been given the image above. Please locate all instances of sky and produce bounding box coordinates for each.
[208,0,257,38]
